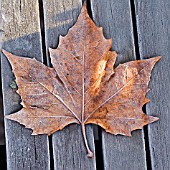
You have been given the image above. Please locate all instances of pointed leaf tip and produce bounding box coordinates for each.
[82,0,87,9]
[146,116,159,124]
[1,49,10,57]
[1,50,18,63]
[5,114,14,120]
[148,56,161,64]
[155,56,161,62]
[152,116,159,122]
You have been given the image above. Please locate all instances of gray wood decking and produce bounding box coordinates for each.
[1,1,50,169]
[0,0,169,170]
[90,1,147,169]
[134,1,170,169]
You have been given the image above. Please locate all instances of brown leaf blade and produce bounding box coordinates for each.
[6,108,77,135]
[3,50,79,135]
[2,3,160,158]
[85,57,160,136]
[49,3,112,121]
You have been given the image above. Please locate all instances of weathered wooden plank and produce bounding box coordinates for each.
[91,0,147,169]
[0,1,50,169]
[0,97,4,145]
[0,2,5,146]
[42,0,96,169]
[134,0,170,169]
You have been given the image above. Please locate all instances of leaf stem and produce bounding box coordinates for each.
[81,123,93,158]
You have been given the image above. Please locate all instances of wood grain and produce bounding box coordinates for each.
[91,0,147,169]
[0,97,4,145]
[0,8,5,146]
[1,0,50,169]
[42,0,96,169]
[134,0,170,169]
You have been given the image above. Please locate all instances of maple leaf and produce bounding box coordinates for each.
[2,3,160,158]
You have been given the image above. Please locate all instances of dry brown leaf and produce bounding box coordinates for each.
[2,3,160,158]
